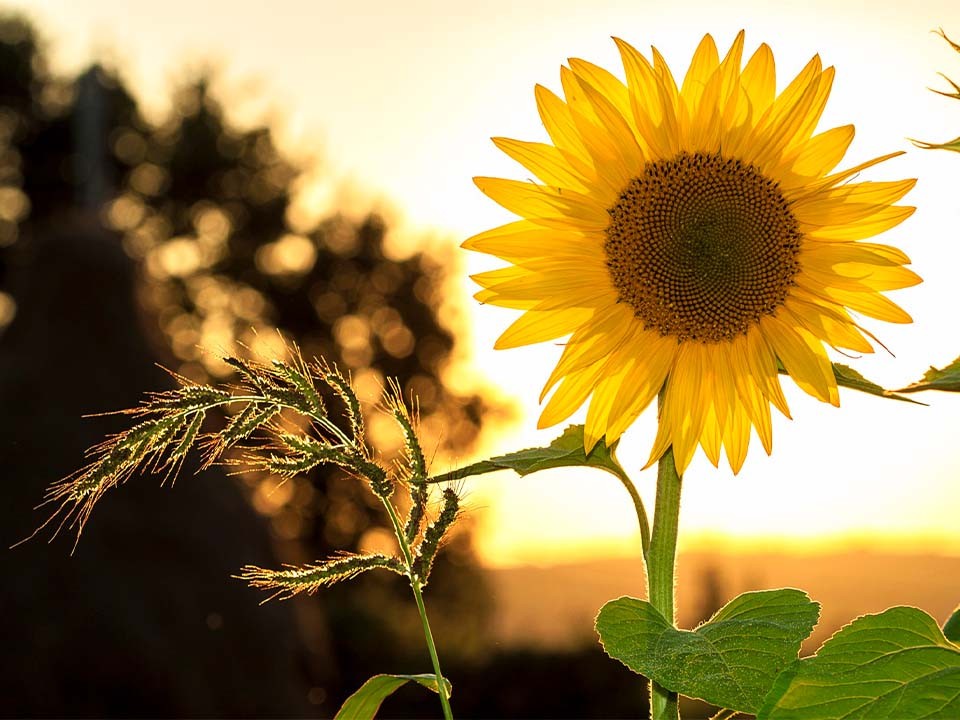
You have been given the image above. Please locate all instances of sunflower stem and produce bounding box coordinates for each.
[648,445,683,720]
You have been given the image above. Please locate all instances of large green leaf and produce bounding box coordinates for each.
[596,589,819,714]
[898,356,960,393]
[759,606,960,719]
[945,607,960,644]
[333,673,451,720]
[428,424,627,484]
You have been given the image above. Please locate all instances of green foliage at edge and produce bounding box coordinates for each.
[428,424,627,484]
[915,136,960,152]
[810,358,960,401]
[898,356,960,393]
[914,29,960,152]
[334,673,452,720]
[944,607,960,643]
[775,361,927,404]
[759,606,960,719]
[596,589,819,714]
[830,363,924,404]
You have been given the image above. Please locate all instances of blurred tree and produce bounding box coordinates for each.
[109,72,499,700]
[0,16,315,717]
[0,12,497,717]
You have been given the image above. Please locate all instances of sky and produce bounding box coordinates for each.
[6,0,960,566]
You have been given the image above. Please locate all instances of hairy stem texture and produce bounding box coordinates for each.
[648,446,683,720]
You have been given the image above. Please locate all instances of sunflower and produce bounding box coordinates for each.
[465,31,919,474]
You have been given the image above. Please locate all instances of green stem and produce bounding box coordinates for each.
[410,577,453,719]
[648,445,683,720]
[383,499,454,720]
[616,470,651,563]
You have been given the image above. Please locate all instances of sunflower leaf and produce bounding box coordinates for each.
[944,607,960,644]
[831,363,925,404]
[333,673,452,720]
[596,589,820,714]
[758,606,960,719]
[914,30,960,152]
[776,362,923,404]
[912,136,960,152]
[898,355,960,393]
[940,26,960,54]
[427,424,627,484]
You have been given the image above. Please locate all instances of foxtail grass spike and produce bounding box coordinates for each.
[273,360,326,418]
[318,360,364,442]
[404,484,428,545]
[238,553,406,602]
[414,488,460,585]
[387,378,427,482]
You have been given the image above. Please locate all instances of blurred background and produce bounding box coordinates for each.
[1,1,958,718]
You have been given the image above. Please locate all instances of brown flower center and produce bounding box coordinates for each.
[604,152,802,343]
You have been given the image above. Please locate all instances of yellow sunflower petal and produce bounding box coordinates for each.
[534,84,595,172]
[700,405,723,467]
[539,360,609,428]
[604,333,677,440]
[805,282,913,323]
[716,346,758,468]
[801,251,921,291]
[615,37,679,158]
[571,71,646,174]
[760,315,838,405]
[783,124,855,183]
[685,71,724,152]
[782,66,835,155]
[462,220,599,260]
[740,42,776,117]
[473,176,610,229]
[495,306,594,349]
[738,330,791,419]
[560,67,636,194]
[783,298,874,353]
[472,270,610,302]
[540,304,638,397]
[801,239,911,266]
[651,46,680,106]
[807,205,915,241]
[723,400,752,474]
[746,56,823,168]
[492,137,592,191]
[717,30,746,102]
[792,179,917,226]
[680,34,720,113]
[804,150,905,193]
[584,348,638,450]
[661,343,710,474]
[567,57,633,122]
[735,373,774,455]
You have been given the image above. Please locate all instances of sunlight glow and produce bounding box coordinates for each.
[11,0,960,566]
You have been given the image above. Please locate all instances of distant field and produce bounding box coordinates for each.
[488,550,960,651]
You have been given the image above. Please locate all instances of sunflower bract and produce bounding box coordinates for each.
[466,31,919,474]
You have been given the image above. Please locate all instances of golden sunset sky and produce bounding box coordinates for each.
[9,0,960,566]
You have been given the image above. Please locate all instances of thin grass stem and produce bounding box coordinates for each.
[383,500,454,720]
